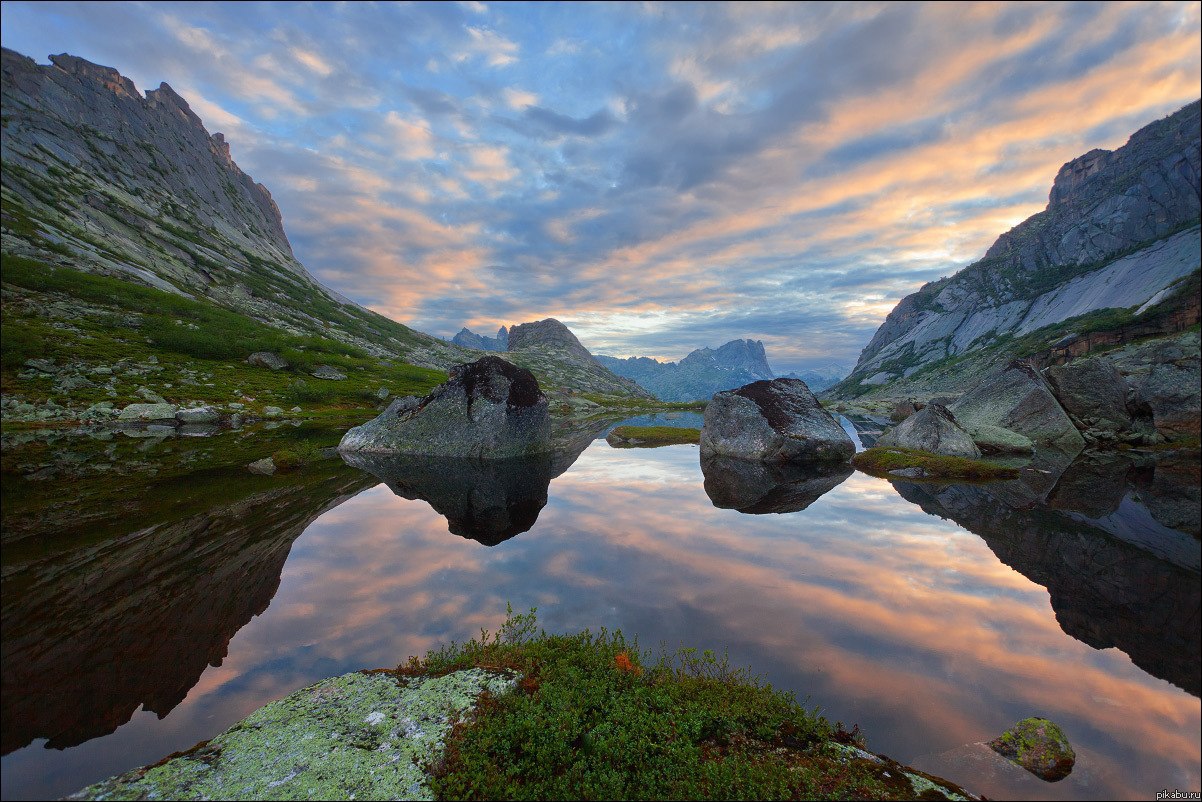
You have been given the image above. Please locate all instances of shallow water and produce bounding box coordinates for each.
[1,422,1198,800]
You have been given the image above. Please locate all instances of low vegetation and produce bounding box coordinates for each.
[606,425,701,447]
[852,447,1019,481]
[390,608,973,801]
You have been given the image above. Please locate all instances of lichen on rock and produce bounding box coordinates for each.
[987,716,1075,782]
[67,668,518,801]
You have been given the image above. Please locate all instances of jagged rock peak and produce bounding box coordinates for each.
[508,318,593,359]
[1049,148,1113,205]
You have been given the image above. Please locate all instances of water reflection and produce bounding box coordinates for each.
[892,450,1201,697]
[1,428,1198,801]
[701,456,852,514]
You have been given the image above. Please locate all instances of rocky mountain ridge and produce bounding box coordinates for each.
[0,49,646,401]
[830,100,1201,399]
[595,339,778,401]
[452,326,508,352]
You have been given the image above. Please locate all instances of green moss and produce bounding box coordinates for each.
[852,447,1019,481]
[607,425,701,447]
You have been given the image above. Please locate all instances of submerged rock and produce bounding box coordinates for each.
[67,669,518,802]
[987,717,1075,782]
[951,361,1084,453]
[339,356,551,459]
[700,378,854,463]
[877,404,981,458]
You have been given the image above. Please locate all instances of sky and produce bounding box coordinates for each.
[1,2,1199,373]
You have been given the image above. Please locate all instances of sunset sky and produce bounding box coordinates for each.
[2,1,1199,372]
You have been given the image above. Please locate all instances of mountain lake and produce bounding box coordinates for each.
[1,413,1198,800]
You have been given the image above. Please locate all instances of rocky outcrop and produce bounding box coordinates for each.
[701,457,852,513]
[503,318,652,399]
[68,669,519,801]
[338,356,551,458]
[1044,357,1137,433]
[700,378,854,463]
[876,404,981,458]
[832,101,1201,398]
[595,339,776,402]
[951,361,1085,453]
[452,326,509,352]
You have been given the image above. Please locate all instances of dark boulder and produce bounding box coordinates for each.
[700,378,854,463]
[338,356,550,459]
[1044,357,1133,434]
[951,360,1084,454]
[877,404,981,458]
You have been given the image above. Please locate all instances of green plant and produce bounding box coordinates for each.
[271,440,324,470]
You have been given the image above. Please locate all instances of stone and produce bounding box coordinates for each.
[1134,354,1201,438]
[136,387,167,404]
[55,375,95,392]
[247,351,288,370]
[889,399,925,422]
[67,670,518,802]
[116,403,179,423]
[375,386,390,400]
[951,361,1084,453]
[311,365,347,380]
[970,424,1035,455]
[1044,357,1133,433]
[290,406,302,412]
[247,457,276,475]
[263,406,283,417]
[699,378,854,463]
[988,717,1075,782]
[24,358,57,374]
[339,356,551,459]
[228,402,245,410]
[877,404,981,458]
[175,406,218,424]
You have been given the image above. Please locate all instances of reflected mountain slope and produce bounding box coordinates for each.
[892,452,1201,696]
[0,462,377,754]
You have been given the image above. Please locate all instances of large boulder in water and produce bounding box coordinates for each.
[951,360,1084,453]
[700,378,854,463]
[338,356,551,459]
[877,404,981,458]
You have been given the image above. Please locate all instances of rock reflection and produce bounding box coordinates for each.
[0,462,377,755]
[340,420,605,546]
[701,456,852,514]
[892,451,1201,696]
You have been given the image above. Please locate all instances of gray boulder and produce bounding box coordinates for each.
[247,352,288,370]
[952,361,1084,453]
[700,378,854,463]
[1044,357,1133,433]
[338,356,551,459]
[116,403,179,423]
[247,458,276,475]
[311,365,347,381]
[175,406,219,424]
[1134,355,1201,438]
[877,404,981,458]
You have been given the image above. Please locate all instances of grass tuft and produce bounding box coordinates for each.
[852,447,1019,481]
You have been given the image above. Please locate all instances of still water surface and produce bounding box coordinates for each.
[1,418,1198,800]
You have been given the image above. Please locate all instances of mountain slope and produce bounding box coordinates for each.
[502,319,653,399]
[830,101,1201,399]
[596,339,774,402]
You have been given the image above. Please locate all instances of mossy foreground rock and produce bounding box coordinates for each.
[987,716,1076,781]
[68,669,517,801]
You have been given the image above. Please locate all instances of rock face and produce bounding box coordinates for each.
[338,356,551,459]
[951,361,1085,453]
[504,318,652,399]
[832,101,1201,398]
[68,670,518,802]
[988,718,1076,782]
[877,404,981,458]
[595,339,777,402]
[700,379,854,463]
[452,325,508,352]
[1044,357,1137,433]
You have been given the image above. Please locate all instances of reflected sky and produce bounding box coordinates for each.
[2,440,1198,800]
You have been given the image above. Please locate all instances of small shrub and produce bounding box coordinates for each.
[270,440,324,471]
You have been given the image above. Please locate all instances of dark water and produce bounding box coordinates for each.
[1,421,1198,800]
